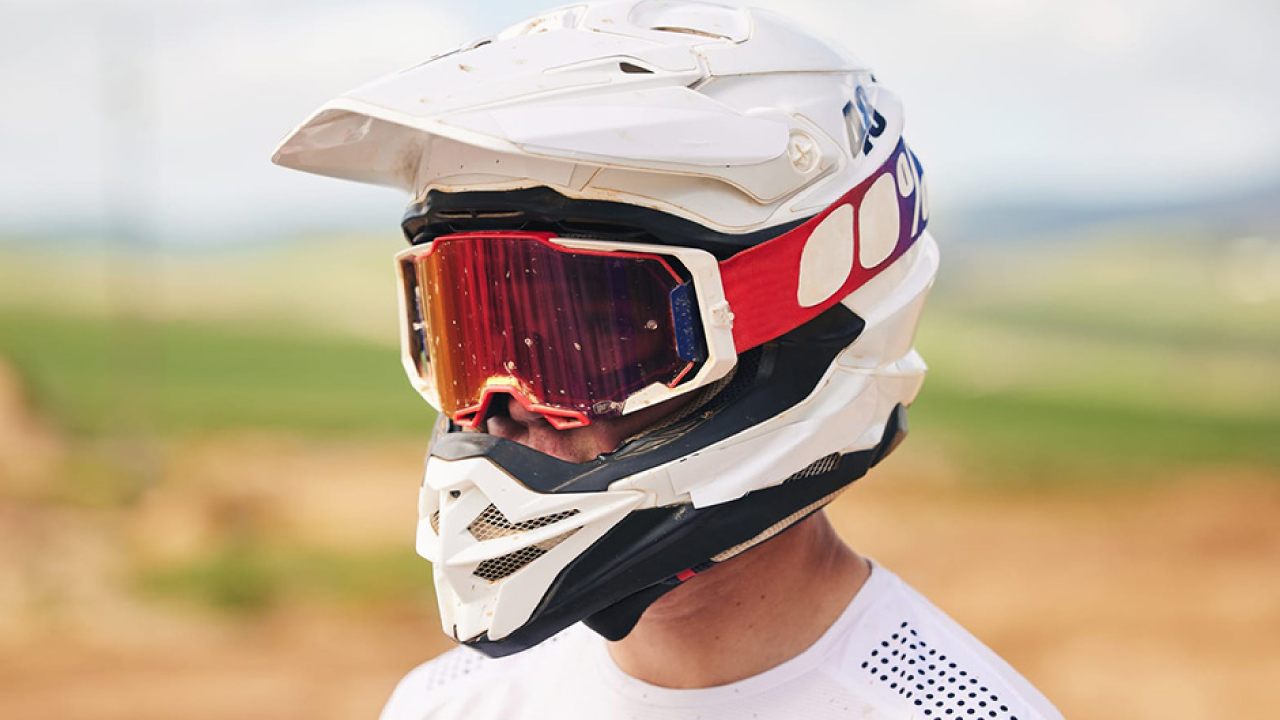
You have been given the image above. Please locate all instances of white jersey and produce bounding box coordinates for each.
[382,562,1062,720]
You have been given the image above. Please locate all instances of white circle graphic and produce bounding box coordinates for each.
[858,173,900,268]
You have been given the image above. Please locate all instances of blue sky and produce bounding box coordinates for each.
[1,0,1277,243]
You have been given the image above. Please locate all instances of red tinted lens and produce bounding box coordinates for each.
[404,232,691,427]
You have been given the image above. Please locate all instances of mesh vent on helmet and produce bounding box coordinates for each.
[473,529,579,582]
[467,505,581,542]
[788,453,840,480]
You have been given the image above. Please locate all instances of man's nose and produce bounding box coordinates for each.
[499,393,550,427]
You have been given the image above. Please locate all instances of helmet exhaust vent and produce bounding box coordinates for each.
[429,510,440,534]
[788,452,840,480]
[473,528,580,582]
[649,26,728,40]
[435,210,524,220]
[468,504,581,542]
[619,61,655,75]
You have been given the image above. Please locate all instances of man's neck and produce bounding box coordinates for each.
[606,510,870,689]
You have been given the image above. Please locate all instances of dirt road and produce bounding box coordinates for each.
[1,437,1276,719]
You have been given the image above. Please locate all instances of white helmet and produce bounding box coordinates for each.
[274,0,937,657]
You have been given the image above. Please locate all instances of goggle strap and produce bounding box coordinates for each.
[719,140,927,353]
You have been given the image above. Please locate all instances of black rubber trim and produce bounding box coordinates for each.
[870,404,908,468]
[402,187,810,260]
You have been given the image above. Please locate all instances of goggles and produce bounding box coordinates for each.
[395,140,926,429]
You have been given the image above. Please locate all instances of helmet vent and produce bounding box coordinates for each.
[619,61,655,75]
[649,25,726,40]
[473,528,579,582]
[788,452,840,480]
[434,209,524,220]
[468,504,581,542]
[429,510,441,534]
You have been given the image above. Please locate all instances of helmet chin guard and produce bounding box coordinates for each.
[415,283,931,655]
[272,0,940,657]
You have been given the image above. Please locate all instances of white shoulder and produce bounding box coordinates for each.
[380,645,496,720]
[835,566,1064,720]
[379,628,584,720]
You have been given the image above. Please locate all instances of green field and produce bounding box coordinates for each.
[2,232,1277,486]
[1,229,1277,672]
[0,309,431,438]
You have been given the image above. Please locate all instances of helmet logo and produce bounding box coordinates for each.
[845,84,888,157]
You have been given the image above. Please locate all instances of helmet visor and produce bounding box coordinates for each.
[397,232,701,429]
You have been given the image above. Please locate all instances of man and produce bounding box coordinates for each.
[273,2,1062,718]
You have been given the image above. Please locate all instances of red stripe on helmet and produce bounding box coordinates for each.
[719,141,923,353]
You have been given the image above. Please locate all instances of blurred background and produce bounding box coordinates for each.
[1,0,1277,718]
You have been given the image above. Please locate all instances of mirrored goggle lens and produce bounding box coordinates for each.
[400,232,703,428]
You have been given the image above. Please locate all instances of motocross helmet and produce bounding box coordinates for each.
[273,0,938,658]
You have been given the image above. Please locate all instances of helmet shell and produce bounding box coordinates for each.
[272,0,937,655]
[272,0,902,234]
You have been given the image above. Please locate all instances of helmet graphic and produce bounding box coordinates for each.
[273,0,937,657]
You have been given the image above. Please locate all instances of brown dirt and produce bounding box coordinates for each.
[0,437,1276,719]
[0,360,63,494]
[832,455,1280,720]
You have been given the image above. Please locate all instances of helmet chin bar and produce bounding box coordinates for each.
[472,404,908,656]
[584,405,907,644]
[419,303,919,657]
[418,450,647,644]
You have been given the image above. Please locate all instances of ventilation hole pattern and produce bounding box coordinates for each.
[467,505,580,542]
[421,648,488,692]
[861,622,1020,719]
[788,452,840,480]
[473,528,579,582]
[618,61,654,75]
[429,510,440,534]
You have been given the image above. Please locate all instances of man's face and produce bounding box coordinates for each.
[479,391,696,463]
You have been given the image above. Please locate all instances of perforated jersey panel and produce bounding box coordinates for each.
[380,564,1063,720]
[862,621,1023,718]
[416,647,486,694]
